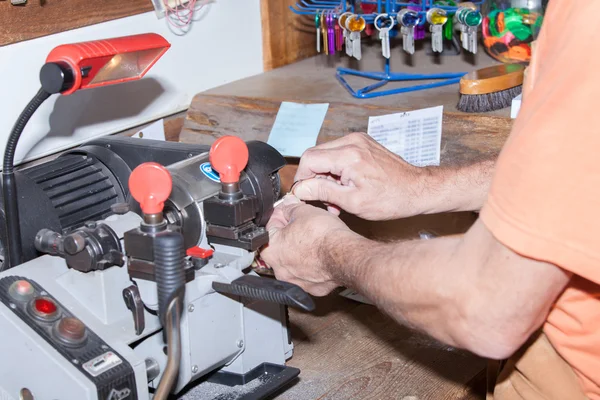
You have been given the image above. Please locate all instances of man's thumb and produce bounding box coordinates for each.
[292,178,345,204]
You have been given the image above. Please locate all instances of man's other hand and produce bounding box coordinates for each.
[260,195,355,297]
[292,132,430,221]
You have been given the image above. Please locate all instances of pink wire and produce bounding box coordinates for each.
[163,0,209,29]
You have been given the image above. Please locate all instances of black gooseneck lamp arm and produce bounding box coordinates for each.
[1,62,74,271]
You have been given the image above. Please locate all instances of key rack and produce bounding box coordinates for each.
[290,0,485,99]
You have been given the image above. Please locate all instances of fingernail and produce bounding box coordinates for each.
[273,194,300,208]
[282,194,301,205]
[289,180,301,194]
[291,181,308,198]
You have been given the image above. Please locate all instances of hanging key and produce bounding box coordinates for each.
[397,9,420,55]
[321,10,328,55]
[454,8,468,51]
[427,8,447,53]
[463,10,482,54]
[374,14,395,59]
[315,12,321,53]
[455,6,481,53]
[334,16,343,52]
[339,12,353,57]
[347,15,366,60]
[327,11,336,54]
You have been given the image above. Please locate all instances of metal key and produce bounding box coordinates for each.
[466,25,478,53]
[335,17,343,52]
[455,7,481,53]
[339,12,353,57]
[315,12,321,53]
[347,15,366,60]
[375,14,394,59]
[328,11,336,54]
[464,10,482,54]
[397,9,420,55]
[321,11,328,55]
[427,8,447,53]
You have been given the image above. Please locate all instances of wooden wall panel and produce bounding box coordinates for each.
[260,0,317,71]
[0,0,154,46]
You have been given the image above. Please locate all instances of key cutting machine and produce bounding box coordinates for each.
[0,33,314,400]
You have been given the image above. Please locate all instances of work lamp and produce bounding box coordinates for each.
[3,33,171,270]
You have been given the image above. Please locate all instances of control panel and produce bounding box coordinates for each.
[0,276,137,400]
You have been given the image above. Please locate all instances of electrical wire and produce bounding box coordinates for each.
[163,0,211,30]
[2,88,51,271]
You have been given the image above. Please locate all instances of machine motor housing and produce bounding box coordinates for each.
[0,136,284,266]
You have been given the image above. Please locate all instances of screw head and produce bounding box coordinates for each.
[236,339,244,348]
[110,202,130,215]
[84,221,97,229]
[188,304,195,312]
[191,365,199,373]
[214,263,225,269]
[64,233,86,255]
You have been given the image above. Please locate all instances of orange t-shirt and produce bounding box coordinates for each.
[480,1,600,398]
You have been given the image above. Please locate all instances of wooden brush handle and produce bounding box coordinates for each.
[459,64,525,95]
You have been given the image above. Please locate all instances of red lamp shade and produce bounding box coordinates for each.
[45,33,171,95]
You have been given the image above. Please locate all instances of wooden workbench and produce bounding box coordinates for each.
[134,47,514,399]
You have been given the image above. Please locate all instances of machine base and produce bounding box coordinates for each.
[173,363,299,400]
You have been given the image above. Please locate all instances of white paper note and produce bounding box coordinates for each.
[367,106,443,167]
[267,102,329,157]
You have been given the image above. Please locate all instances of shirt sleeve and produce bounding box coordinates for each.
[480,0,600,285]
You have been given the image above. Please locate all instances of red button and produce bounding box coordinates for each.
[186,246,214,259]
[34,297,57,315]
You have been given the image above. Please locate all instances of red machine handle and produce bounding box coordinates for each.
[209,136,249,184]
[129,162,172,214]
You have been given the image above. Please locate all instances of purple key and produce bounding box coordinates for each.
[328,12,335,54]
[408,3,426,40]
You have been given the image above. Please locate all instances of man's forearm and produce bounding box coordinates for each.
[322,219,569,359]
[324,230,469,348]
[421,159,496,214]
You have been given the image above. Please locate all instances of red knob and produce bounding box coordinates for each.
[209,136,249,184]
[129,162,172,214]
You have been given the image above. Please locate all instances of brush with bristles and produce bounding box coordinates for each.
[457,64,525,113]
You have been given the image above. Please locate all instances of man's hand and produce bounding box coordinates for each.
[293,132,426,220]
[293,132,496,220]
[259,195,356,297]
